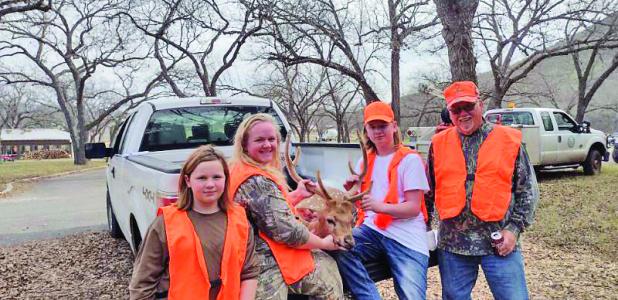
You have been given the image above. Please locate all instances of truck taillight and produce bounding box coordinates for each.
[156,191,178,207]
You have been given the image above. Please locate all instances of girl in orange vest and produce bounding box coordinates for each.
[228,113,344,300]
[338,101,430,300]
[129,145,259,300]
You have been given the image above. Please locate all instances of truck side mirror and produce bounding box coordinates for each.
[85,142,112,159]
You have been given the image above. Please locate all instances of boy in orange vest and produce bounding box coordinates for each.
[427,81,539,300]
[338,101,431,300]
[129,145,259,300]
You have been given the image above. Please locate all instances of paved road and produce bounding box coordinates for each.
[0,169,107,246]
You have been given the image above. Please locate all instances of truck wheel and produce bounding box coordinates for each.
[583,149,602,175]
[107,191,123,238]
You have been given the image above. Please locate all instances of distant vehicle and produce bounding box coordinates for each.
[0,154,16,161]
[320,128,338,142]
[407,107,610,175]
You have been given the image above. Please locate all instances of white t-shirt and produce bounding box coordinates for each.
[355,151,430,256]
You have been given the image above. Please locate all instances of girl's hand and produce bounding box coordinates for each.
[343,175,360,191]
[360,194,385,213]
[297,208,318,222]
[321,235,346,251]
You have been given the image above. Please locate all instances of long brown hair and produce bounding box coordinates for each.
[176,145,230,212]
[230,113,287,186]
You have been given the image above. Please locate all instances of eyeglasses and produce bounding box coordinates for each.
[448,102,478,115]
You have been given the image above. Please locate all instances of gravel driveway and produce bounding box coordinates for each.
[1,231,615,299]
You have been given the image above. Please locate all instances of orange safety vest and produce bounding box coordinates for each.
[431,125,522,221]
[158,204,249,300]
[356,146,429,229]
[228,162,315,285]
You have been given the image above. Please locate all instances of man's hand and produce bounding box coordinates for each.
[360,194,386,213]
[496,229,516,256]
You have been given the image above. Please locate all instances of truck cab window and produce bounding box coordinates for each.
[139,106,286,152]
[485,112,534,126]
[552,112,576,131]
[112,115,133,155]
[540,112,554,131]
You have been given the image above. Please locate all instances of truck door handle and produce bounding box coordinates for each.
[558,136,562,143]
[111,167,115,178]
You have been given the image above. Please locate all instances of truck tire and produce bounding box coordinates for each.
[107,191,123,238]
[583,149,602,175]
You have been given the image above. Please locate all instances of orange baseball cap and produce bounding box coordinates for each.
[443,81,479,108]
[364,101,394,124]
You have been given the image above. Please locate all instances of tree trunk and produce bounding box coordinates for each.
[360,83,379,104]
[434,0,479,83]
[489,87,507,110]
[391,43,401,123]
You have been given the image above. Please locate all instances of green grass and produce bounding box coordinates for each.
[528,164,618,260]
[0,158,107,185]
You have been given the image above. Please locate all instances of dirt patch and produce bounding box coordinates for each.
[1,231,615,299]
[0,232,132,299]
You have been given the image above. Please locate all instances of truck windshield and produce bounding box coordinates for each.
[486,112,535,126]
[140,106,286,152]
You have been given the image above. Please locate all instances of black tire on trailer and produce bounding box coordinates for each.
[582,149,602,175]
[106,191,123,238]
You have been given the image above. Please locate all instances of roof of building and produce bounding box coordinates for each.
[0,129,71,142]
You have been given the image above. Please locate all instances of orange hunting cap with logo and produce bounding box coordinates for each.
[364,101,394,124]
[443,81,480,108]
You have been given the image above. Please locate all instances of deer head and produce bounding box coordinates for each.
[285,135,370,250]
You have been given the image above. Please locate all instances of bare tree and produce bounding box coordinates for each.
[566,13,618,122]
[0,84,57,128]
[475,0,618,109]
[262,0,382,105]
[0,0,50,19]
[321,70,363,142]
[0,0,162,164]
[123,0,267,97]
[384,0,439,122]
[255,63,329,142]
[433,0,479,83]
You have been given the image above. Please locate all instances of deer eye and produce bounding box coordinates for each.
[326,218,336,226]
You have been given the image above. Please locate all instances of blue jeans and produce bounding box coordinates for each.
[336,225,428,300]
[438,249,529,300]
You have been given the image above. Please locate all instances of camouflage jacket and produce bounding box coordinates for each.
[426,122,540,256]
[234,175,310,260]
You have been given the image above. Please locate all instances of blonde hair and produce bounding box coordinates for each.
[362,122,403,153]
[230,113,287,185]
[176,145,230,212]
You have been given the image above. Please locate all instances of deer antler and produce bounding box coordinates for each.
[345,181,373,202]
[285,134,303,184]
[347,137,369,194]
[315,170,333,200]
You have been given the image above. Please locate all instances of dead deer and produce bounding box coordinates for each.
[285,136,371,250]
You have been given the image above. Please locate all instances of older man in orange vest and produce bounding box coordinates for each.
[427,81,539,300]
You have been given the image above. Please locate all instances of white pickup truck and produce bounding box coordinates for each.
[407,107,610,175]
[85,96,364,254]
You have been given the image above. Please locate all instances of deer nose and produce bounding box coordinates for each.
[343,235,355,249]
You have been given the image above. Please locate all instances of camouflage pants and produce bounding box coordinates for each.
[256,249,344,300]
